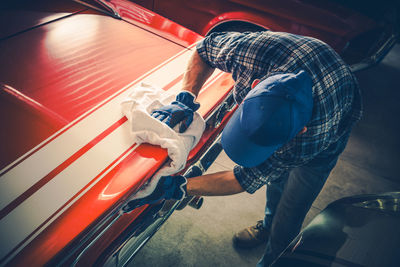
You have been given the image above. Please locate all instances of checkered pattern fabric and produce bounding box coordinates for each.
[196,31,362,193]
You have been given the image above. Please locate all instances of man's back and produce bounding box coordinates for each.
[197,31,362,157]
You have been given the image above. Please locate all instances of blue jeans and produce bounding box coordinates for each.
[257,133,350,267]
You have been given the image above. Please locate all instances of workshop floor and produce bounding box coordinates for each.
[129,44,400,267]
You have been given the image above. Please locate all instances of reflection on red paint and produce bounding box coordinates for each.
[1,1,235,265]
[107,0,202,45]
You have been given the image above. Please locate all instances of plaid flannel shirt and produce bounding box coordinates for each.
[196,31,362,193]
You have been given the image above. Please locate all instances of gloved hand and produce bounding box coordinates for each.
[124,175,187,211]
[151,91,200,133]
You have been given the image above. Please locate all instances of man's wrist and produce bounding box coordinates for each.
[172,175,187,200]
[180,90,197,98]
[175,91,200,112]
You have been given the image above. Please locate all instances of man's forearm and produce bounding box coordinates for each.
[182,50,215,96]
[186,171,245,196]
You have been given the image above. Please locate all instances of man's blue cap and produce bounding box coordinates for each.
[221,70,313,167]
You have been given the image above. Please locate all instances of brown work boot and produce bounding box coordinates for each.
[233,220,269,249]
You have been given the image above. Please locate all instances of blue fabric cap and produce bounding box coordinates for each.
[221,70,313,167]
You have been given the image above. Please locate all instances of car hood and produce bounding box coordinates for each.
[0,4,200,170]
[0,1,233,265]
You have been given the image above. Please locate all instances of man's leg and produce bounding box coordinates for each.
[263,172,289,229]
[258,133,350,266]
[233,172,289,248]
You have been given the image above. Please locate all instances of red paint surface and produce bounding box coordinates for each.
[1,1,235,265]
[9,144,167,266]
[107,0,202,47]
[0,117,128,221]
[132,0,377,52]
[0,10,184,170]
[8,70,234,266]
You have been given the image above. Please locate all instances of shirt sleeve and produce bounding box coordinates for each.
[196,32,248,73]
[233,130,332,194]
[196,32,359,194]
[233,155,303,194]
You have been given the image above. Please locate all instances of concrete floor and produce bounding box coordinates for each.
[129,44,400,267]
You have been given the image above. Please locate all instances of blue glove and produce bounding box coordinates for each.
[151,91,200,133]
[124,175,187,210]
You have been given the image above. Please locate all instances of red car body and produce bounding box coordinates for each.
[1,0,398,266]
[0,0,236,265]
[131,0,399,71]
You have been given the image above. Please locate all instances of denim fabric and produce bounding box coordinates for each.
[257,132,351,266]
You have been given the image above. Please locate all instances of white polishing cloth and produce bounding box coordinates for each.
[121,83,205,199]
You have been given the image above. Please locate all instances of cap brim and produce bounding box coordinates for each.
[221,105,281,168]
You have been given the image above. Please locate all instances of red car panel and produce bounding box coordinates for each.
[0,0,235,265]
[134,0,376,50]
[5,0,396,265]
[103,0,201,47]
[0,12,186,170]
[130,0,399,70]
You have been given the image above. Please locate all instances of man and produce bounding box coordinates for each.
[133,31,362,266]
